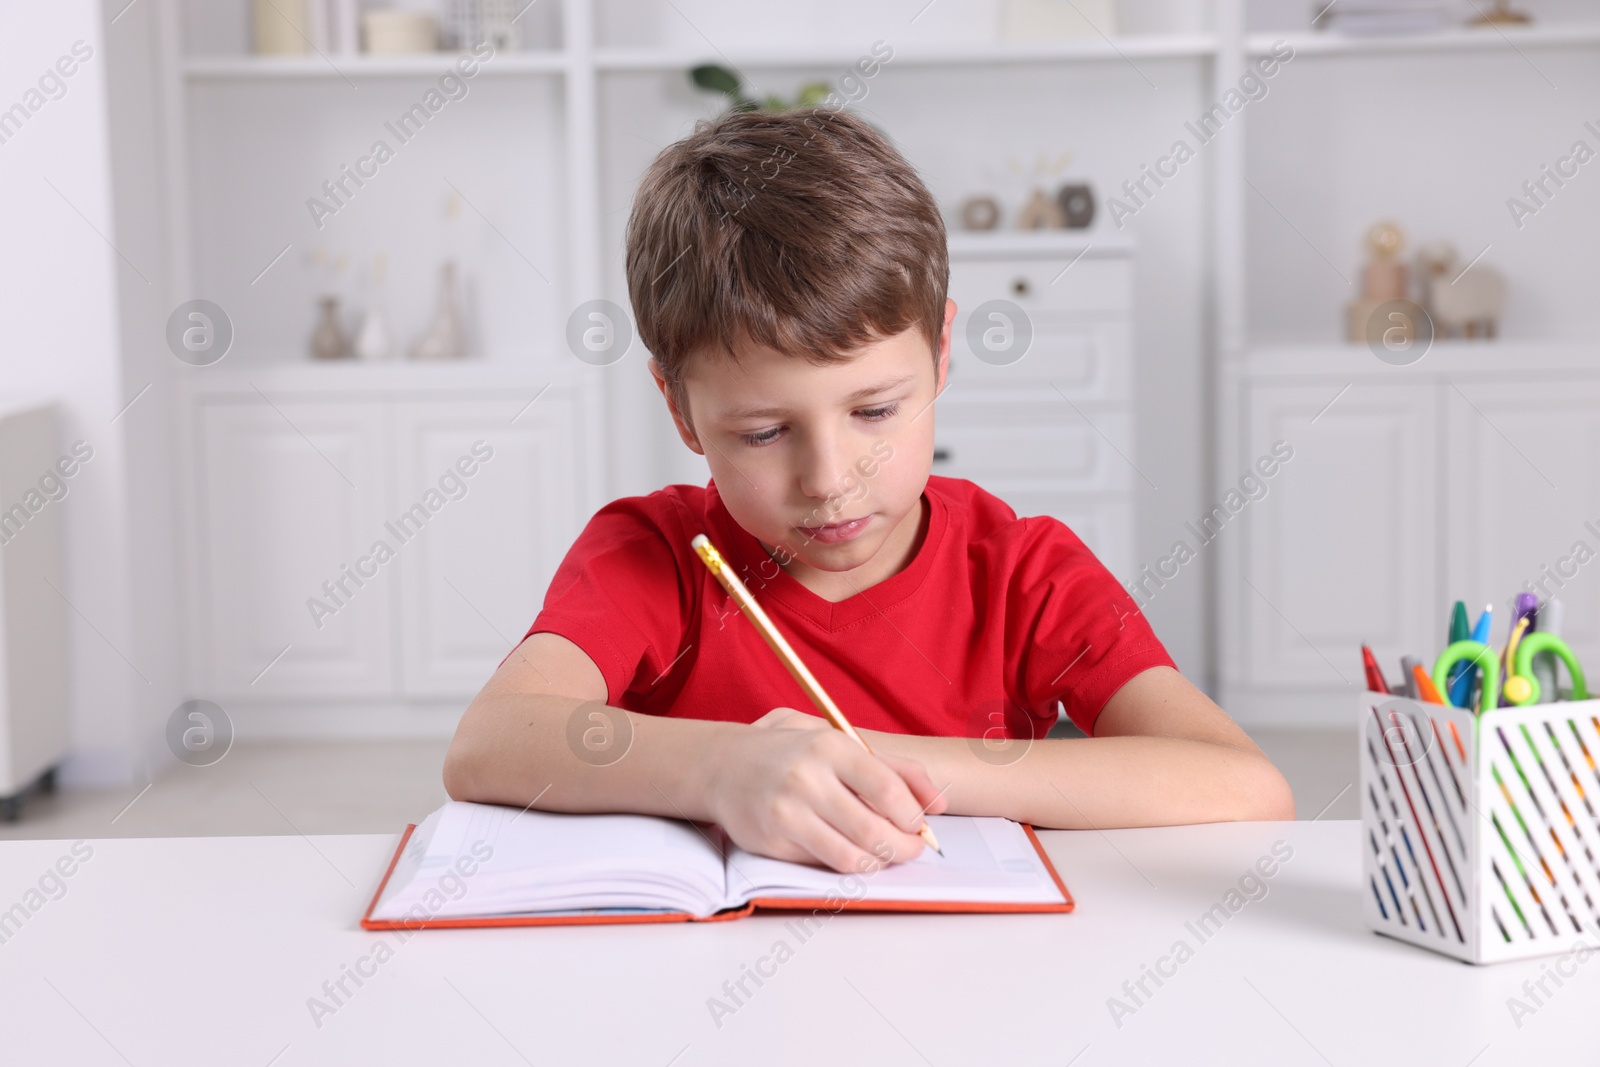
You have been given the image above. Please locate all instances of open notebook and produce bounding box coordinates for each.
[362,801,1073,928]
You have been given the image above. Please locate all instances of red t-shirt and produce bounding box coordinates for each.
[519,475,1175,739]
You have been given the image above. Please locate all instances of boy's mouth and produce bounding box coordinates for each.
[796,515,871,544]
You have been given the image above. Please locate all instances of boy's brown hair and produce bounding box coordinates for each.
[624,107,948,419]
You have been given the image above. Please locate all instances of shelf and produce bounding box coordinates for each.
[1246,23,1600,57]
[595,35,1217,71]
[184,51,569,79]
[186,35,1221,79]
[1236,338,1600,377]
[174,359,574,395]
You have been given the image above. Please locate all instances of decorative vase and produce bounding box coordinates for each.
[1056,183,1096,229]
[253,0,312,55]
[310,296,350,360]
[354,254,394,361]
[1016,187,1066,230]
[411,262,466,361]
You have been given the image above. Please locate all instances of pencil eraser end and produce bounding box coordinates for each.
[691,534,709,548]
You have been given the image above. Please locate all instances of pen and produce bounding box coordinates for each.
[690,532,944,858]
[1450,604,1493,707]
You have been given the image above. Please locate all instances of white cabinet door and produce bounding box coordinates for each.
[1232,382,1438,688]
[1444,379,1600,671]
[392,394,582,698]
[195,399,393,698]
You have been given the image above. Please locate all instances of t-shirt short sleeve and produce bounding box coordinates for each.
[1007,517,1177,736]
[520,495,693,707]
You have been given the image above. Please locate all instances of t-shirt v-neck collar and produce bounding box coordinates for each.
[704,480,946,633]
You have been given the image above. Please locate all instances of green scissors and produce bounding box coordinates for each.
[1432,633,1587,712]
[1504,632,1587,706]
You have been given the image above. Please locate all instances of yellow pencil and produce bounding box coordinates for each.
[691,532,943,857]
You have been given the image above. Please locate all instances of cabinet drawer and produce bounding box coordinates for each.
[931,407,1133,492]
[949,319,1129,401]
[949,255,1131,316]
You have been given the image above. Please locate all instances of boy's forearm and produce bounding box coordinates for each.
[860,729,1296,828]
[443,692,735,824]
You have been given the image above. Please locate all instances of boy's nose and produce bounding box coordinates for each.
[795,433,854,506]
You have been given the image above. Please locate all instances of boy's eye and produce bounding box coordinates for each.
[736,401,901,448]
[739,427,782,447]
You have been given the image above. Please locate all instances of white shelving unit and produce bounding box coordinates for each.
[1214,1,1600,724]
[149,0,1600,730]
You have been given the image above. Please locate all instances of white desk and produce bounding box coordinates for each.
[0,821,1588,1065]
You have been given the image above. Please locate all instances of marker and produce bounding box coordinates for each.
[1413,664,1446,705]
[1363,644,1391,694]
[1413,664,1467,763]
[1510,591,1538,630]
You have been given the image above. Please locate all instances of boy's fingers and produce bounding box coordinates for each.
[811,781,923,870]
[835,748,942,835]
[879,754,950,815]
[788,808,891,874]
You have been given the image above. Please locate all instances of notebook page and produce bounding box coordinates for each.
[369,801,731,920]
[723,815,1066,905]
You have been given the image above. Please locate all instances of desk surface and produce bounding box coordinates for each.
[0,820,1588,1066]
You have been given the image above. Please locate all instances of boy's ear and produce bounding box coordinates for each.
[936,297,956,393]
[649,358,705,455]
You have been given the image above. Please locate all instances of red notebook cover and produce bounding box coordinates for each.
[360,821,1075,930]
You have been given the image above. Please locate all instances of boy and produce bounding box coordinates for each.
[444,107,1294,874]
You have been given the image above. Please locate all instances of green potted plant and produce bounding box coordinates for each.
[689,65,832,112]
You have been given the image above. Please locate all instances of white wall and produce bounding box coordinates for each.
[0,0,182,786]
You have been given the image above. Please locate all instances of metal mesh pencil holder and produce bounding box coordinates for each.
[1360,691,1600,963]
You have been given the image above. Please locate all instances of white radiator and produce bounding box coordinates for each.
[0,400,70,809]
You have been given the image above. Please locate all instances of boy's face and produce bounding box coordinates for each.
[653,299,956,597]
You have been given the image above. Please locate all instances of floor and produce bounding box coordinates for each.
[0,728,1357,841]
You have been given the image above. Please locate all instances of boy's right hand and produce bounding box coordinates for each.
[703,707,948,873]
